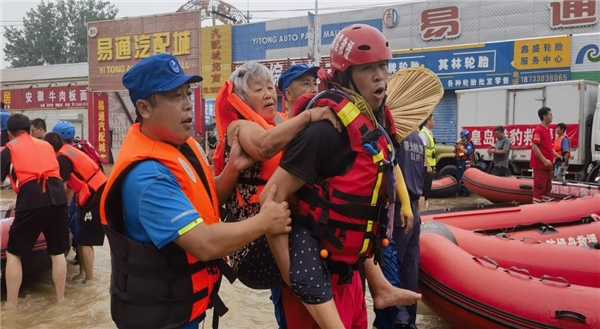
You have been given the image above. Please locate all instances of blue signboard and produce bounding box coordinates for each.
[232,19,382,62]
[390,41,570,90]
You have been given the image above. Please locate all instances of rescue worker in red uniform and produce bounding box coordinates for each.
[99,53,292,329]
[259,25,421,329]
[0,113,70,310]
[44,127,108,283]
[530,107,554,203]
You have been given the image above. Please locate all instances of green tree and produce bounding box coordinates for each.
[3,0,118,68]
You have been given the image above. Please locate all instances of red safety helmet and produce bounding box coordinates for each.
[330,24,392,75]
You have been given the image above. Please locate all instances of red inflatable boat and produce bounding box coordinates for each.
[419,223,600,328]
[462,168,600,204]
[422,221,600,288]
[420,194,600,231]
[429,176,458,198]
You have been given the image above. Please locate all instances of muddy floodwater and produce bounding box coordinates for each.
[1,173,489,328]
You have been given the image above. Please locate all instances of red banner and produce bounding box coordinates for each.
[461,124,579,149]
[1,86,88,110]
[91,92,110,163]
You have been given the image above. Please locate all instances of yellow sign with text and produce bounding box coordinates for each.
[513,36,571,70]
[201,25,232,99]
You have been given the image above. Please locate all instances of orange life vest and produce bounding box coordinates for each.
[213,80,285,205]
[58,144,107,207]
[99,124,232,329]
[5,133,62,193]
[553,134,570,160]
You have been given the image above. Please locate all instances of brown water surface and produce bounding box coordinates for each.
[0,172,488,328]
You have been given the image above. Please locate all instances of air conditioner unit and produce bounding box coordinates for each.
[58,113,84,121]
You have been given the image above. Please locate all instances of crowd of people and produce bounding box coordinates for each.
[0,22,574,329]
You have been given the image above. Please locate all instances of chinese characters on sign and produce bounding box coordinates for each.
[548,0,598,28]
[94,93,109,163]
[0,86,88,110]
[201,25,233,98]
[513,36,571,75]
[461,124,579,150]
[545,233,597,246]
[97,30,191,62]
[420,6,461,41]
[88,11,200,91]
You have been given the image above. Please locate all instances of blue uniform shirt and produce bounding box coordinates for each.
[121,160,206,328]
[395,131,425,199]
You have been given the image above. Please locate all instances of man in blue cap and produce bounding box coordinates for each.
[269,63,320,329]
[278,64,320,118]
[99,53,292,329]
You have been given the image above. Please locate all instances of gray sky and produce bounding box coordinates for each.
[0,0,409,69]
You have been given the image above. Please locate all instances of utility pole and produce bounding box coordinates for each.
[314,0,321,67]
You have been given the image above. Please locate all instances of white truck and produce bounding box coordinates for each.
[453,80,600,182]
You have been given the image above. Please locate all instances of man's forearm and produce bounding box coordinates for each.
[214,162,240,204]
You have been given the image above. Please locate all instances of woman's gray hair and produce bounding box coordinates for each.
[229,62,274,102]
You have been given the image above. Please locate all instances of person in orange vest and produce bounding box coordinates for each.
[0,113,70,310]
[212,62,338,328]
[259,24,421,329]
[99,53,292,329]
[455,129,474,197]
[44,129,107,283]
[552,123,570,181]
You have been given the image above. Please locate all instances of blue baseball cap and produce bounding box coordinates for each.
[123,53,202,105]
[277,64,320,99]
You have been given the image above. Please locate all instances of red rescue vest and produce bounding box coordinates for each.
[58,144,107,207]
[5,133,62,193]
[99,124,233,329]
[292,90,396,266]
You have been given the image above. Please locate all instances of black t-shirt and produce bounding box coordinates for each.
[57,154,105,209]
[207,135,217,150]
[279,121,356,184]
[0,147,68,211]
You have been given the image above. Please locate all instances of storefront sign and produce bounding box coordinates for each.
[201,25,232,98]
[1,86,88,110]
[460,124,579,149]
[571,33,600,81]
[420,5,461,41]
[548,0,598,29]
[88,11,200,91]
[232,19,381,61]
[390,38,571,89]
[91,92,110,163]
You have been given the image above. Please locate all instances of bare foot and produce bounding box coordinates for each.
[70,274,84,281]
[56,296,66,303]
[3,301,18,311]
[373,285,422,309]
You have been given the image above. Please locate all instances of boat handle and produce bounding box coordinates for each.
[494,233,514,240]
[503,266,532,279]
[520,237,541,244]
[472,256,498,269]
[536,225,558,235]
[540,275,570,287]
[555,310,587,324]
[583,214,600,222]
